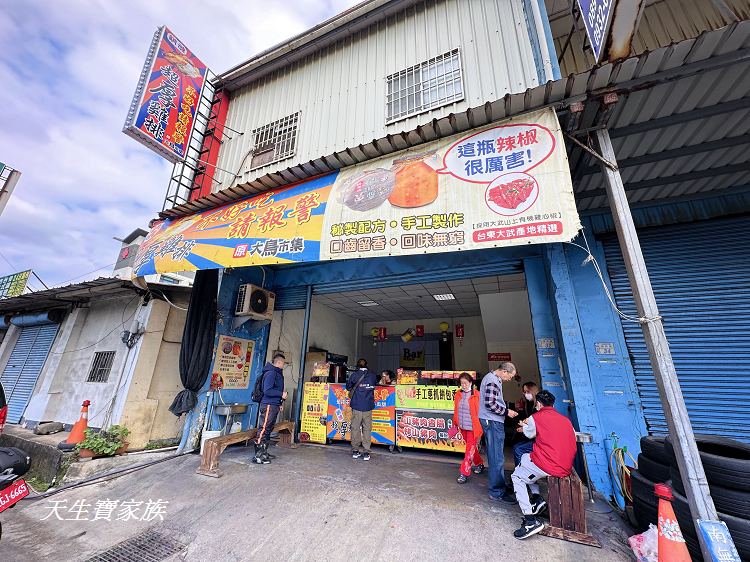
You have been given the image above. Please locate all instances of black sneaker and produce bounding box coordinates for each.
[531,498,547,516]
[500,493,517,504]
[472,464,484,474]
[457,474,468,484]
[352,451,362,459]
[252,455,270,465]
[513,516,544,539]
[363,453,371,461]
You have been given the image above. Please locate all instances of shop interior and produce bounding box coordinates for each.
[268,272,543,455]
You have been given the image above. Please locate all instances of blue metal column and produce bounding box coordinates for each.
[565,220,648,506]
[293,285,313,439]
[543,243,614,499]
[524,256,573,410]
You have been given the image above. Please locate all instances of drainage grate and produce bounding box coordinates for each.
[86,529,186,562]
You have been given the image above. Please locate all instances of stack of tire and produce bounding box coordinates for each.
[664,435,750,561]
[630,436,671,531]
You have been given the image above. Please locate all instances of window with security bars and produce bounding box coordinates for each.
[250,112,300,170]
[386,49,464,123]
[86,351,116,383]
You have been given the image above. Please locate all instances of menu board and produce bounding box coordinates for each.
[326,384,396,446]
[395,385,458,410]
[211,335,255,389]
[300,382,329,444]
[396,409,465,453]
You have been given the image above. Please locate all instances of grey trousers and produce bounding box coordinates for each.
[350,409,373,452]
[511,453,549,515]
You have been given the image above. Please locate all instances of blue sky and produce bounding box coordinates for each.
[0,0,358,289]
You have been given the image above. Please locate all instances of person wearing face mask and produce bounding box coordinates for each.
[511,390,577,540]
[452,372,483,484]
[511,382,539,465]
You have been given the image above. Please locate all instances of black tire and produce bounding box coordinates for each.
[665,435,750,492]
[640,435,669,465]
[631,469,658,508]
[673,488,750,559]
[637,453,670,483]
[670,465,685,495]
[633,500,658,531]
[671,464,750,519]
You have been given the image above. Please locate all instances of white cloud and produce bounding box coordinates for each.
[0,0,359,287]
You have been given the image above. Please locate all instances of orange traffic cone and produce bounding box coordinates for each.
[64,400,91,446]
[654,483,691,562]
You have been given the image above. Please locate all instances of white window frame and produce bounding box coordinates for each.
[249,112,301,171]
[385,49,465,124]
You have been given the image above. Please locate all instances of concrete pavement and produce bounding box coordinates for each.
[1,443,634,561]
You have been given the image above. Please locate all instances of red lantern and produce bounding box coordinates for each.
[455,323,464,346]
[416,325,424,337]
[378,327,387,341]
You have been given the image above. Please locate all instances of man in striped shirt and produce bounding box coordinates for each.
[479,362,519,502]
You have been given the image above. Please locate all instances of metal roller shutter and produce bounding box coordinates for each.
[1,324,59,423]
[602,216,750,442]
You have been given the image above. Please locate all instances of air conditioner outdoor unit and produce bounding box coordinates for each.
[235,284,275,321]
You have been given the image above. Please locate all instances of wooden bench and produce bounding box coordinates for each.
[196,421,295,478]
[539,470,601,548]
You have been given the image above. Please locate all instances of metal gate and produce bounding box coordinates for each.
[602,216,750,442]
[1,324,59,423]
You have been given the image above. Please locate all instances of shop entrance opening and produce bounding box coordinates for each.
[294,271,540,459]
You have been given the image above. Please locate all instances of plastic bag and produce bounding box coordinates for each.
[628,524,658,562]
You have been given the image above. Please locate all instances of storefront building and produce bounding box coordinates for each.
[131,0,750,505]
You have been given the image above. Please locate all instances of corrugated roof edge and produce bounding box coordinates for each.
[216,0,422,91]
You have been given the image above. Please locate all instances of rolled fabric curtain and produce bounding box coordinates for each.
[169,269,218,416]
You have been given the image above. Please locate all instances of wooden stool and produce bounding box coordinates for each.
[274,421,295,447]
[539,470,601,548]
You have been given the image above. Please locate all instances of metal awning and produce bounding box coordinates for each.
[156,21,750,225]
[0,278,140,315]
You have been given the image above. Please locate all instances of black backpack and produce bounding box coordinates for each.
[251,372,265,403]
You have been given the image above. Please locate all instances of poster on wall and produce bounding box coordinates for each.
[399,340,425,369]
[396,410,465,453]
[123,26,208,163]
[133,108,580,276]
[395,385,457,410]
[326,384,396,446]
[210,335,255,389]
[300,382,329,444]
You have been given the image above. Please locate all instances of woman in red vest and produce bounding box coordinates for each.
[452,372,484,484]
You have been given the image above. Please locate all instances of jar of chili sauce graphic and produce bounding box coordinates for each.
[388,151,439,208]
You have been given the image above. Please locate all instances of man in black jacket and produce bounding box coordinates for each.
[346,358,377,461]
[253,353,287,464]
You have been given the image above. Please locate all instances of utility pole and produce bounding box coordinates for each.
[594,127,719,561]
[0,167,22,218]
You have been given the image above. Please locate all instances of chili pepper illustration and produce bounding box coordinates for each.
[488,178,535,209]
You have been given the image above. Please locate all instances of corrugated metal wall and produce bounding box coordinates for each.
[213,0,540,193]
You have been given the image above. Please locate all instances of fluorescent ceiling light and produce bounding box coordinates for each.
[357,300,379,307]
[433,293,455,301]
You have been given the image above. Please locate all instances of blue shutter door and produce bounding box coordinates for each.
[602,216,750,442]
[1,324,59,423]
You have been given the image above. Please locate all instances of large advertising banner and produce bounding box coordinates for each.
[123,26,208,163]
[300,382,329,444]
[134,108,579,276]
[210,335,254,390]
[396,410,465,453]
[326,384,395,446]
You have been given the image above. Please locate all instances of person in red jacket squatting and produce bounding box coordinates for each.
[511,389,577,539]
[453,372,484,483]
